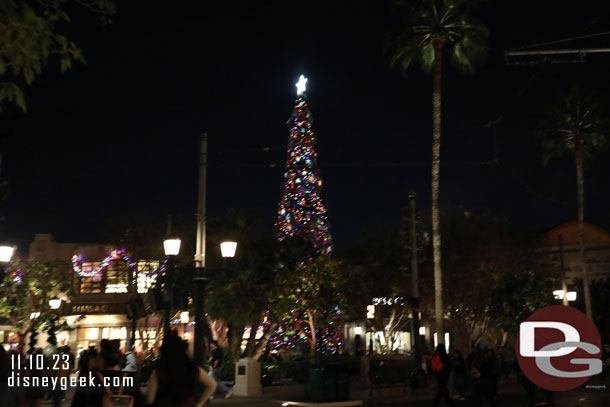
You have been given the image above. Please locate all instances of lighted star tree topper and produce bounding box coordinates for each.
[276,75,332,255]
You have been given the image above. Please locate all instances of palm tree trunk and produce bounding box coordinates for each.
[228,322,245,361]
[243,314,263,357]
[253,322,278,360]
[431,39,445,345]
[575,146,593,320]
[306,310,317,359]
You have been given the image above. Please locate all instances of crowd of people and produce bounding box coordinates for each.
[3,335,604,407]
[0,333,221,407]
[428,343,557,407]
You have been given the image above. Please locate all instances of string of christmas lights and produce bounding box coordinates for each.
[0,268,23,286]
[148,259,168,277]
[72,248,136,278]
[266,308,344,355]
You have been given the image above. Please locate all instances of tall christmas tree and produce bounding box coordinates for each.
[276,75,332,255]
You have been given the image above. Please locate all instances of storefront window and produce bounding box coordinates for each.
[102,327,127,340]
[77,328,99,340]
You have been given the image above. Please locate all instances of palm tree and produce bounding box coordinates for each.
[539,89,609,321]
[387,0,488,341]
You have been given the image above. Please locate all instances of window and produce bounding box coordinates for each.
[136,261,160,293]
[105,260,130,293]
[77,328,99,341]
[102,327,127,340]
[78,262,103,294]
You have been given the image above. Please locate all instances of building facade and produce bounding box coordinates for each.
[542,222,610,283]
[28,234,162,352]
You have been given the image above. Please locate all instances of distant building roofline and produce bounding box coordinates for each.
[542,222,610,247]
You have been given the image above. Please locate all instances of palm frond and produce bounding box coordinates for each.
[538,88,610,165]
[386,0,488,75]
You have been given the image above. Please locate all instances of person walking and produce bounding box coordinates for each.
[145,334,216,407]
[24,349,47,407]
[514,358,555,407]
[470,347,496,407]
[449,348,465,400]
[51,347,73,407]
[121,344,138,383]
[431,344,452,407]
[208,340,233,399]
[499,346,513,380]
[487,349,502,398]
[95,339,140,407]
[72,347,98,407]
[0,347,23,407]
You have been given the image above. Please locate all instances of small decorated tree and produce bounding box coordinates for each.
[0,260,72,353]
[271,238,345,362]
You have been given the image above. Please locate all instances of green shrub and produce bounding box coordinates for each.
[260,353,361,385]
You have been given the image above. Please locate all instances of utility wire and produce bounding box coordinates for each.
[509,30,610,51]
[208,159,496,168]
[488,23,606,207]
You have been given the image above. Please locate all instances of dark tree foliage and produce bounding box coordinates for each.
[441,211,556,349]
[0,0,117,110]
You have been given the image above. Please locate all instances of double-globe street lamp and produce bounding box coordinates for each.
[553,289,577,302]
[162,237,237,365]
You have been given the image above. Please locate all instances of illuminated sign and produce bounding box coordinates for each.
[372,297,407,306]
[69,303,126,315]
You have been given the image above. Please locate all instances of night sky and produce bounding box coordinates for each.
[2,0,610,255]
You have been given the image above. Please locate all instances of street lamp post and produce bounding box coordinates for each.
[193,241,236,365]
[161,237,236,365]
[0,245,15,284]
[408,191,427,388]
[48,296,62,347]
[558,235,569,306]
[163,238,182,338]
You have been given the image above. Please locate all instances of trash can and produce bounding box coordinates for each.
[308,367,325,402]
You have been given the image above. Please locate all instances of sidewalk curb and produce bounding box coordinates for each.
[279,401,363,406]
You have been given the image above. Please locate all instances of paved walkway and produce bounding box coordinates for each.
[45,376,610,407]
[208,378,610,407]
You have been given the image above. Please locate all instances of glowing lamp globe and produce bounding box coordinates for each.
[220,241,237,258]
[49,297,62,310]
[0,246,15,262]
[163,238,182,256]
[566,291,577,302]
[553,290,564,300]
[180,311,190,324]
